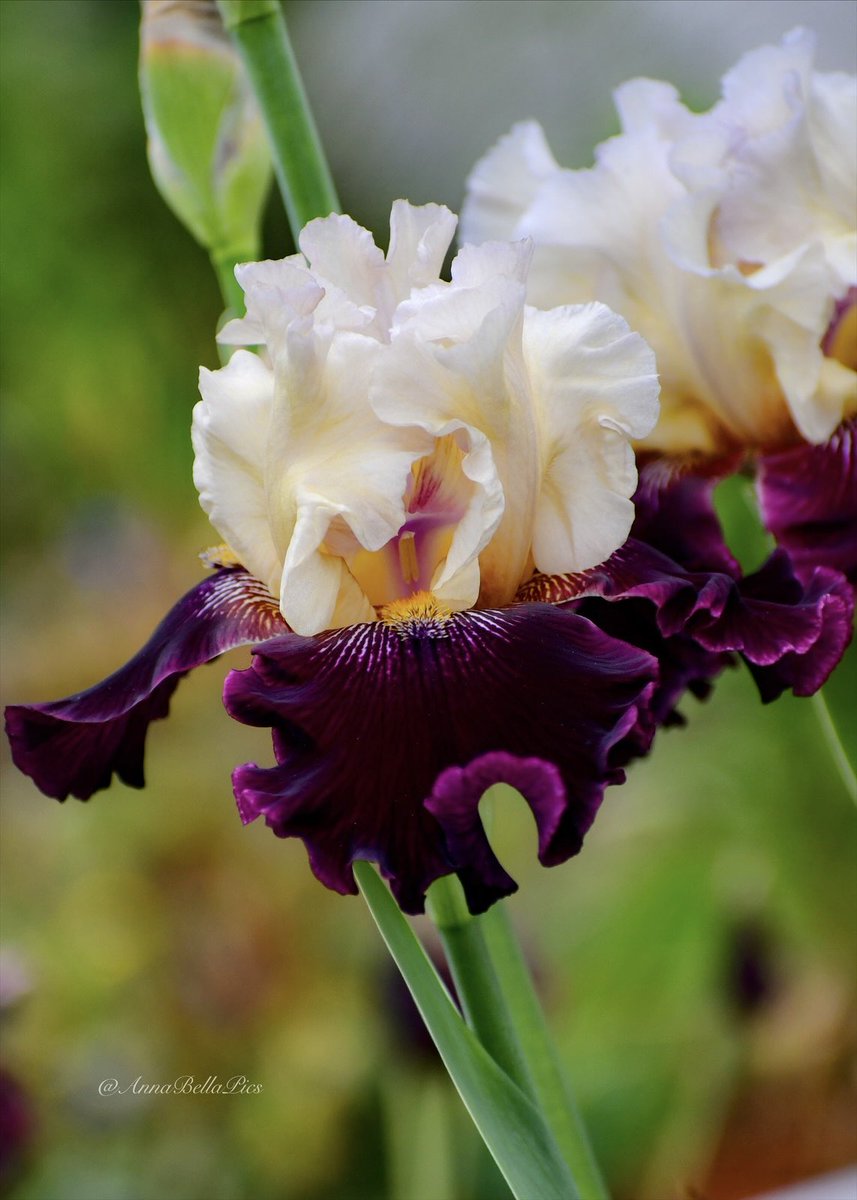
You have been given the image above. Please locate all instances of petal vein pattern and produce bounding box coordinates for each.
[225,604,657,914]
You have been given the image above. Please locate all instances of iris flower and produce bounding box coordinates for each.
[6,201,851,913]
[461,29,857,593]
[7,203,664,912]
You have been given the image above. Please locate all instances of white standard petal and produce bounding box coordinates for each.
[192,350,282,596]
[298,204,457,340]
[523,304,660,574]
[371,342,507,603]
[670,29,856,289]
[279,497,375,635]
[265,330,433,629]
[460,121,559,246]
[377,250,536,606]
[298,213,388,315]
[218,257,323,347]
[385,200,458,298]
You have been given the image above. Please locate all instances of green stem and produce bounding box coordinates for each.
[427,875,533,1094]
[217,0,340,236]
[354,861,579,1200]
[212,251,247,315]
[427,875,609,1200]
[481,903,609,1200]
[813,689,857,804]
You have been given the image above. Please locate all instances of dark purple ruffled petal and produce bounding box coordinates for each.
[571,592,731,763]
[756,418,857,587]
[598,475,854,704]
[521,512,852,731]
[740,561,855,701]
[633,460,742,576]
[225,604,657,914]
[584,547,852,705]
[5,568,285,801]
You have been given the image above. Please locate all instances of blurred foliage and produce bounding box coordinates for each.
[1,3,855,1199]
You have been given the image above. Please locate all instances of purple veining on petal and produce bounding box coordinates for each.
[756,417,857,587]
[225,604,657,915]
[5,568,285,801]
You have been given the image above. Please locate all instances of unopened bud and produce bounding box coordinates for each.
[139,0,271,264]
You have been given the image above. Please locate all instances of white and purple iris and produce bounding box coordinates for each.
[5,198,853,914]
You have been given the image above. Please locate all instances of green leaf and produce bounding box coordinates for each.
[354,862,580,1200]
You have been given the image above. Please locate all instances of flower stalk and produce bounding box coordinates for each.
[428,874,610,1200]
[216,0,340,231]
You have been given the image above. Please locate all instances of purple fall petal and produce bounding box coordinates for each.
[519,465,853,734]
[756,418,857,587]
[225,605,657,915]
[600,477,855,704]
[739,562,855,701]
[5,568,285,801]
[633,462,742,575]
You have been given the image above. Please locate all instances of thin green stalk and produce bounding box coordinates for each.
[813,689,857,804]
[428,875,610,1200]
[355,861,579,1200]
[212,251,246,315]
[216,0,340,236]
[427,874,534,1095]
[480,903,609,1200]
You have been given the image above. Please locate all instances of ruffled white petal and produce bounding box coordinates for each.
[688,29,857,289]
[460,121,558,246]
[197,203,662,630]
[523,304,659,573]
[386,200,458,297]
[192,351,281,597]
[463,30,857,454]
[378,243,537,605]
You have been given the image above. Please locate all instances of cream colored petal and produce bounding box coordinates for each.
[371,346,507,598]
[671,29,856,287]
[718,27,816,134]
[299,212,388,316]
[460,121,559,245]
[665,193,844,444]
[192,351,282,596]
[218,256,320,347]
[386,200,458,299]
[262,329,432,627]
[613,78,693,140]
[279,499,375,636]
[523,303,659,574]
[378,269,536,605]
[416,427,505,597]
[432,555,481,612]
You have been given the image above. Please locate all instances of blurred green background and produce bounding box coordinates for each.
[1,2,855,1198]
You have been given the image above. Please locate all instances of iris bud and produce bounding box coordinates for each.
[139,0,271,273]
